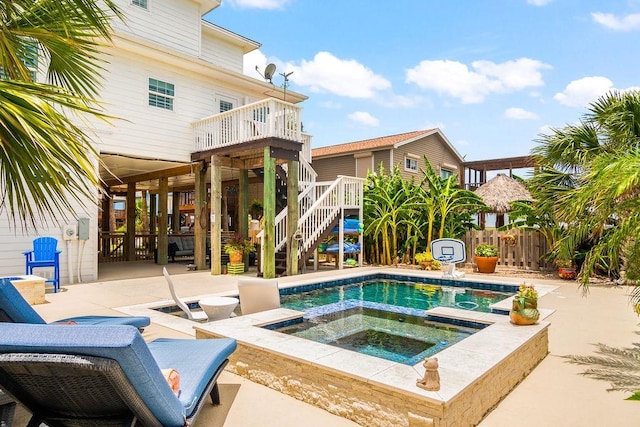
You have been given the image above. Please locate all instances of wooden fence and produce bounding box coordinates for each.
[461,229,553,271]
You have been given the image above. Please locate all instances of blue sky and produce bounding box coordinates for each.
[206,0,639,162]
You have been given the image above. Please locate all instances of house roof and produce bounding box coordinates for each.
[474,173,533,213]
[311,129,464,162]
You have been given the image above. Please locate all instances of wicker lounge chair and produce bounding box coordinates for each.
[0,277,150,330]
[0,323,237,427]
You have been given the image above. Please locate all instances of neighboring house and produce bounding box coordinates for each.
[311,129,465,182]
[0,0,363,283]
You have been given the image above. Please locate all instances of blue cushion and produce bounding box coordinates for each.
[55,315,150,329]
[0,323,186,426]
[0,278,150,329]
[0,278,46,324]
[148,337,237,417]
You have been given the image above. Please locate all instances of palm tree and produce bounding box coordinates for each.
[531,90,640,310]
[0,0,122,229]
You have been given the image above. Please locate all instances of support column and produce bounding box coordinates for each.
[286,159,299,276]
[239,168,249,271]
[149,193,157,258]
[194,162,207,270]
[210,156,222,275]
[172,191,181,233]
[157,178,169,265]
[262,147,276,279]
[101,188,111,259]
[126,183,136,261]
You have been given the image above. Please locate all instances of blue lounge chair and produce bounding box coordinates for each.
[23,236,61,292]
[0,277,150,330]
[0,323,236,427]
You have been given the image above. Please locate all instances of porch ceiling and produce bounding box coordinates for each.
[100,153,240,194]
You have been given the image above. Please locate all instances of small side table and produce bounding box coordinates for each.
[198,296,239,321]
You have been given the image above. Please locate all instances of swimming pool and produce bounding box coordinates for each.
[268,304,485,365]
[280,277,514,313]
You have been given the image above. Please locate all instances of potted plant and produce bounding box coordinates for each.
[556,259,577,280]
[474,243,499,273]
[415,251,434,270]
[223,233,255,264]
[509,284,540,325]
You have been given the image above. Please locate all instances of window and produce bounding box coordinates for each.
[0,39,38,81]
[148,78,174,110]
[440,168,454,179]
[220,100,233,113]
[132,0,148,9]
[404,157,418,172]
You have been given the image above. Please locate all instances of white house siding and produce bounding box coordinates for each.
[0,181,99,284]
[94,48,249,162]
[112,0,202,58]
[200,31,244,72]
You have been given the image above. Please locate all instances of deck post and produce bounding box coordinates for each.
[157,177,169,265]
[286,159,299,276]
[211,156,223,275]
[172,191,180,233]
[194,162,207,270]
[239,168,249,271]
[263,147,276,279]
[126,182,136,261]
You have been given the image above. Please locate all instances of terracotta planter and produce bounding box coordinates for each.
[228,250,243,264]
[420,260,432,270]
[558,267,577,280]
[509,309,540,325]
[474,256,498,273]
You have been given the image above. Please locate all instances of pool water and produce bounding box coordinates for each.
[270,306,483,365]
[281,279,511,313]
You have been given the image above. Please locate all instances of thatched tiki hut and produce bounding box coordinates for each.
[474,173,532,228]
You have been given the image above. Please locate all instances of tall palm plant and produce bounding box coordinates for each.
[0,0,122,229]
[531,90,640,310]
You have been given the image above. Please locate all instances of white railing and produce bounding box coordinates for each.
[192,98,303,152]
[273,175,364,255]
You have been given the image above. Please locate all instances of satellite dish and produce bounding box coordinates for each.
[264,63,277,82]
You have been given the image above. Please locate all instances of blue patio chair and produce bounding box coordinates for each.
[0,323,237,427]
[0,277,150,331]
[23,236,61,292]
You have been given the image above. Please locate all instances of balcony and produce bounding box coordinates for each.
[192,98,311,160]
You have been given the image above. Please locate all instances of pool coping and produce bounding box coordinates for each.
[116,269,556,426]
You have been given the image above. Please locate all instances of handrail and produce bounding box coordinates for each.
[192,98,303,152]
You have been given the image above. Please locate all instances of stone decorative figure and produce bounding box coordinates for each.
[416,357,440,391]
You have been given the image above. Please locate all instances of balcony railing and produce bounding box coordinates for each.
[192,98,310,157]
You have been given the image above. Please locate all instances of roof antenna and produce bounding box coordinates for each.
[280,71,293,102]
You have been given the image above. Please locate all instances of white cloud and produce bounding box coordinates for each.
[553,76,614,107]
[243,50,269,78]
[287,51,391,99]
[592,12,640,31]
[405,58,551,104]
[226,0,291,9]
[527,0,553,6]
[504,107,539,120]
[348,111,379,127]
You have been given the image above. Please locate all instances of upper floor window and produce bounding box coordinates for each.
[0,39,38,81]
[132,0,149,9]
[440,168,454,179]
[148,78,174,110]
[220,100,233,113]
[404,156,418,173]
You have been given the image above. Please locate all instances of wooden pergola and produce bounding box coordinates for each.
[461,155,539,190]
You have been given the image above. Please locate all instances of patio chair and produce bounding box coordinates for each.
[237,278,280,315]
[23,236,61,292]
[0,322,237,427]
[0,277,150,331]
[163,267,208,321]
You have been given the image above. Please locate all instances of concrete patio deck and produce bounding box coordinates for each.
[9,261,640,426]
